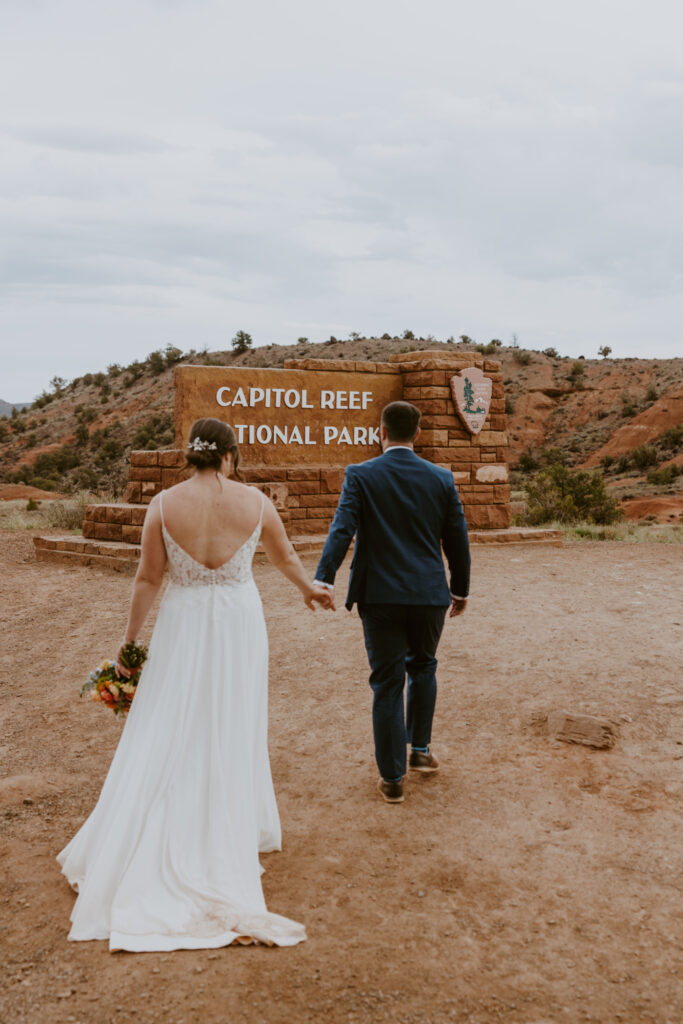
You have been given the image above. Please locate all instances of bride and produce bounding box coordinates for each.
[57,417,334,951]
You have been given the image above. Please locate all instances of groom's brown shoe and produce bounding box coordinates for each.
[377,777,404,803]
[409,748,439,773]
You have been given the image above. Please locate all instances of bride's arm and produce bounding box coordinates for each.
[120,496,167,647]
[260,496,335,611]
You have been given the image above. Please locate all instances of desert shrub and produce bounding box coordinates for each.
[32,445,81,482]
[621,400,637,417]
[513,349,532,365]
[615,454,631,473]
[82,373,93,386]
[505,395,515,415]
[74,423,89,446]
[13,417,26,433]
[107,363,122,376]
[0,423,8,442]
[541,446,569,466]
[647,465,680,486]
[231,330,253,354]
[402,330,415,340]
[597,409,609,419]
[517,451,538,472]
[132,414,173,450]
[646,385,658,403]
[659,424,683,451]
[44,492,94,530]
[569,360,585,377]
[381,333,392,340]
[631,445,658,469]
[148,350,166,375]
[164,345,184,366]
[26,498,40,511]
[525,464,622,526]
[598,345,612,358]
[542,347,559,358]
[28,476,58,491]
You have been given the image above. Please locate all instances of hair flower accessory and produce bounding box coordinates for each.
[188,438,218,452]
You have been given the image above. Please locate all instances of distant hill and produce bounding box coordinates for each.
[0,338,681,514]
[0,399,29,418]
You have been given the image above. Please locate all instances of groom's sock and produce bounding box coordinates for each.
[411,745,429,753]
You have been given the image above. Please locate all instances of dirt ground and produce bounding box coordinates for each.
[1,532,682,1024]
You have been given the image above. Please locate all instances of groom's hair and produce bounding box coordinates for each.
[381,401,421,443]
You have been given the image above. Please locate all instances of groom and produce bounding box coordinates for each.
[315,401,470,804]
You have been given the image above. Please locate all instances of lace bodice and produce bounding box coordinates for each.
[160,491,264,588]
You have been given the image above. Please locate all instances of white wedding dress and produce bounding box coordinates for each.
[57,490,306,951]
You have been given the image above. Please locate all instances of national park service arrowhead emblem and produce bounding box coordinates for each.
[450,367,492,435]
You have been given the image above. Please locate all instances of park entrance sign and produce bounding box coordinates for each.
[174,365,403,467]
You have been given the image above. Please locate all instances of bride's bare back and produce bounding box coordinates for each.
[159,476,264,569]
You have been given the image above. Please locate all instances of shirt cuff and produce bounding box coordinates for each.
[314,580,335,590]
[451,594,468,600]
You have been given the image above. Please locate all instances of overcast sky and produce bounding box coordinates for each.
[2,0,683,400]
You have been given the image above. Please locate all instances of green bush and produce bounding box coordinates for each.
[164,345,184,367]
[525,463,622,526]
[647,465,680,486]
[646,385,658,403]
[542,347,559,358]
[631,445,658,469]
[621,400,637,417]
[513,349,531,365]
[518,451,538,472]
[570,360,585,377]
[147,350,166,375]
[659,424,683,451]
[132,414,174,450]
[26,498,40,511]
[231,330,253,354]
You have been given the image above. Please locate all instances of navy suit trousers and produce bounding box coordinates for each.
[358,604,448,780]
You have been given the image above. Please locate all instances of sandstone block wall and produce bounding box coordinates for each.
[82,350,510,542]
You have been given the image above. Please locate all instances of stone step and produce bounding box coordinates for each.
[34,535,142,573]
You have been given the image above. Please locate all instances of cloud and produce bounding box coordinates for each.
[2,0,683,398]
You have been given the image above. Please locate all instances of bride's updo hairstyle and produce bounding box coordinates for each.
[185,418,244,481]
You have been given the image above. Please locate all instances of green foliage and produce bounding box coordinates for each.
[542,347,559,358]
[459,335,474,346]
[93,372,105,386]
[505,395,515,415]
[402,329,415,340]
[26,498,40,511]
[645,385,658,403]
[75,423,89,446]
[231,330,253,354]
[107,363,122,376]
[50,375,67,394]
[132,414,173,450]
[659,424,683,451]
[615,454,631,473]
[0,423,8,442]
[647,465,680,486]
[33,445,80,479]
[164,345,184,366]
[621,399,637,417]
[518,451,538,472]
[513,349,532,365]
[297,336,309,345]
[525,463,622,526]
[82,373,93,386]
[569,360,585,377]
[601,455,615,470]
[598,345,612,358]
[631,445,658,469]
[148,350,166,375]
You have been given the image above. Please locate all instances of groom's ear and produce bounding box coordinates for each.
[413,426,421,444]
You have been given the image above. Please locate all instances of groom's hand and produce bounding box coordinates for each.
[306,584,336,612]
[449,597,467,618]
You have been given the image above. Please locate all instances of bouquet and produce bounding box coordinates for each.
[80,642,148,717]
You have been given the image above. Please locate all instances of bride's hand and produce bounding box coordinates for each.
[115,643,134,679]
[305,584,336,612]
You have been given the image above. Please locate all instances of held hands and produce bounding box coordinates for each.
[305,583,336,612]
[449,597,467,618]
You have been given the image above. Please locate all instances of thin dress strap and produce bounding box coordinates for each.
[257,489,266,530]
[159,489,166,530]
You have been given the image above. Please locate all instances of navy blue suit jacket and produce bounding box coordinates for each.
[315,447,471,610]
